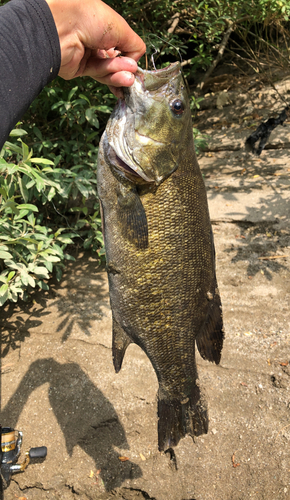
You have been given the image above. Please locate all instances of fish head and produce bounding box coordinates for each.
[105,62,191,185]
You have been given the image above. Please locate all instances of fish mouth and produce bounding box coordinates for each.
[135,62,181,90]
[106,101,155,183]
[107,144,154,183]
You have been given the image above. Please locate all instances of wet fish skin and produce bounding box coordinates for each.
[97,62,224,451]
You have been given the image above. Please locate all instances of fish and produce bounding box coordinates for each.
[97,62,224,451]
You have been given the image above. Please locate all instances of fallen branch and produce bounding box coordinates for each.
[197,22,234,90]
[167,13,180,34]
[258,255,288,260]
[141,0,159,9]
[202,144,242,152]
[181,58,193,67]
[197,15,252,91]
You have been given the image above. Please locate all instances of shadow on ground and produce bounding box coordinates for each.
[0,358,142,491]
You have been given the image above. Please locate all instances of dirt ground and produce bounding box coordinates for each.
[1,72,290,500]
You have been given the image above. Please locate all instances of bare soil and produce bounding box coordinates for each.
[1,73,290,500]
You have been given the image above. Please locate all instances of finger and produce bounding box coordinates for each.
[97,48,121,59]
[92,70,135,88]
[115,31,146,62]
[108,85,124,99]
[79,55,138,79]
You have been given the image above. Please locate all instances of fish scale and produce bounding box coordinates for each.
[97,62,224,451]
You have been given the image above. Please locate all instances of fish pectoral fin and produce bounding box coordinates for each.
[117,184,148,249]
[196,285,224,365]
[112,316,132,373]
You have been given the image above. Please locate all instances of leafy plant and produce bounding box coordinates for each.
[2,0,290,307]
[0,127,104,306]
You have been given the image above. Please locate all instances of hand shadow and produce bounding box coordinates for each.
[0,358,142,490]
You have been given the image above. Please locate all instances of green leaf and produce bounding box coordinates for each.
[45,255,61,262]
[20,273,29,286]
[17,174,29,203]
[95,105,113,114]
[27,275,36,288]
[68,86,78,101]
[33,126,43,141]
[44,261,53,273]
[33,266,50,278]
[4,141,22,154]
[85,108,99,128]
[0,290,9,306]
[75,181,90,198]
[25,179,36,190]
[0,250,12,259]
[7,271,15,281]
[30,158,54,165]
[37,280,49,291]
[14,209,30,220]
[55,235,74,244]
[79,94,91,105]
[17,204,38,212]
[63,254,75,261]
[0,283,8,295]
[9,128,28,137]
[21,141,30,161]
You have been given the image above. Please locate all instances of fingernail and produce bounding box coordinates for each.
[124,72,134,81]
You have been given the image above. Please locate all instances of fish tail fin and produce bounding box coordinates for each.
[157,383,208,451]
[196,286,224,364]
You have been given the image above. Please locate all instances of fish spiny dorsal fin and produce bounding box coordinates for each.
[112,316,132,373]
[196,284,224,365]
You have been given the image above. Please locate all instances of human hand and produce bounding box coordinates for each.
[46,0,146,97]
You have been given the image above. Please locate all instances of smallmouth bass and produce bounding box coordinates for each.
[97,62,224,451]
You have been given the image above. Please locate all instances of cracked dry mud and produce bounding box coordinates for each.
[1,74,290,500]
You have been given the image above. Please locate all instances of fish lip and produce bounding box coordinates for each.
[136,61,181,78]
[135,62,181,87]
[107,143,154,183]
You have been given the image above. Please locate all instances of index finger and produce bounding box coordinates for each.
[115,29,146,62]
[86,2,146,62]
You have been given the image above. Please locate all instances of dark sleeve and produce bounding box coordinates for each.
[0,0,61,148]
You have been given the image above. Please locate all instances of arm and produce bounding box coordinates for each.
[0,0,60,148]
[0,0,146,148]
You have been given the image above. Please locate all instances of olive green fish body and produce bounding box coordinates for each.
[97,63,223,451]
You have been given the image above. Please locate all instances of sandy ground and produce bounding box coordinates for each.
[1,74,290,500]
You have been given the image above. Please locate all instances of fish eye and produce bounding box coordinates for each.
[170,99,185,115]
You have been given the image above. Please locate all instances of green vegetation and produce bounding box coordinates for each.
[1,0,289,305]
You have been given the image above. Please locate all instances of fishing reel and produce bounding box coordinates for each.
[0,425,47,490]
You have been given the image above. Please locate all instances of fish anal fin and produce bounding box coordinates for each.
[112,316,132,373]
[196,286,224,365]
[117,184,148,250]
[158,383,208,452]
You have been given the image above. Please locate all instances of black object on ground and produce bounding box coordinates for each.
[245,106,290,155]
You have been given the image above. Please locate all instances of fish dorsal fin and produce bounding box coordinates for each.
[117,183,148,249]
[112,316,132,373]
[196,285,224,364]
